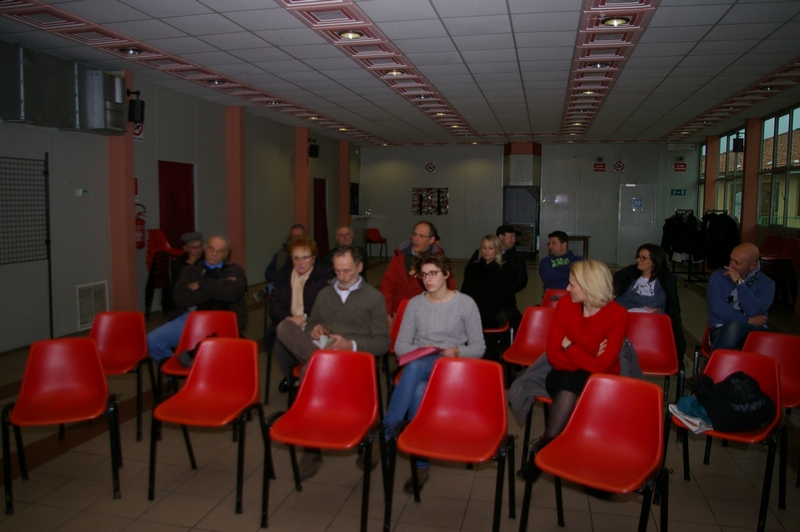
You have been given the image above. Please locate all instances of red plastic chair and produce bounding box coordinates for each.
[693,323,712,375]
[743,331,800,489]
[541,288,568,308]
[2,339,122,514]
[158,310,240,393]
[671,350,781,532]
[365,228,388,258]
[265,350,381,530]
[148,338,265,515]
[519,374,668,532]
[90,311,156,441]
[386,358,515,532]
[146,228,183,270]
[626,312,684,403]
[759,234,781,255]
[501,306,555,472]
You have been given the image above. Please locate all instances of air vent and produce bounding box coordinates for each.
[77,281,108,330]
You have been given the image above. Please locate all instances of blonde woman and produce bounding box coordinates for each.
[461,235,515,329]
[525,260,628,481]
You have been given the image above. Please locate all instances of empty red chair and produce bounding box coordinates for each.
[365,228,388,258]
[149,338,265,515]
[158,310,239,392]
[265,350,381,530]
[90,311,156,441]
[671,350,781,532]
[501,306,555,473]
[386,357,515,532]
[626,312,684,403]
[2,339,122,514]
[743,331,800,490]
[519,374,667,532]
[541,288,568,308]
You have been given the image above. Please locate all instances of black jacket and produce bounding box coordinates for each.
[461,257,516,328]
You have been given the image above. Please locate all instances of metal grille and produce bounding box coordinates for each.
[0,156,48,265]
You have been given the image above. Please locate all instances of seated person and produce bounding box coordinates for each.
[613,243,686,366]
[707,242,775,351]
[462,234,516,329]
[266,236,329,391]
[384,253,485,492]
[264,224,305,284]
[525,260,627,482]
[539,230,583,290]
[147,234,248,362]
[322,225,369,279]
[171,231,204,286]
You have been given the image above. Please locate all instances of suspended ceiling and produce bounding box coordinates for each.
[1,0,800,146]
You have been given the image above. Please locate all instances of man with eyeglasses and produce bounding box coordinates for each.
[539,230,583,291]
[380,221,455,324]
[275,244,390,480]
[147,234,248,362]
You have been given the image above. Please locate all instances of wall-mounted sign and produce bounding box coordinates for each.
[671,189,686,196]
[613,160,625,172]
[631,197,643,211]
[425,162,436,173]
[674,162,687,172]
[593,163,605,172]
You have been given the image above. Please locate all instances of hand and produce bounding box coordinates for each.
[387,313,394,328]
[328,334,351,350]
[748,315,768,327]
[441,347,460,357]
[722,265,742,284]
[285,315,307,327]
[309,324,328,340]
[643,306,660,314]
[597,339,608,357]
[561,336,572,349]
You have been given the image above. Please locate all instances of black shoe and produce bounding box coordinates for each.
[278,378,289,393]
[517,438,551,482]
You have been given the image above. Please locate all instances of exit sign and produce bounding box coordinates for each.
[671,189,686,196]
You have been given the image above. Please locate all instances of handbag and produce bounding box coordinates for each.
[692,370,775,432]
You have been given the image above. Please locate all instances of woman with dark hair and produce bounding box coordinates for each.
[613,243,686,363]
[384,252,485,492]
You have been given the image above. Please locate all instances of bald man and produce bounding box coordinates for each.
[707,242,775,351]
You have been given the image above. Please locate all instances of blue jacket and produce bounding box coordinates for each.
[707,269,774,328]
[539,250,583,290]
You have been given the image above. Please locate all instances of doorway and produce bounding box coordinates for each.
[158,161,195,247]
[617,184,656,264]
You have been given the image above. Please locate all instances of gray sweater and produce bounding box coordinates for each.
[395,291,485,359]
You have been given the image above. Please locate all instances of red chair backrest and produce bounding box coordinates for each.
[759,235,781,255]
[90,311,147,373]
[563,374,664,473]
[147,229,183,269]
[503,306,554,365]
[293,350,379,426]
[414,358,507,453]
[703,349,781,432]
[625,313,678,376]
[743,331,800,408]
[365,228,384,241]
[541,289,569,308]
[389,299,410,354]
[701,323,712,356]
[175,311,240,353]
[184,338,260,410]
[13,339,108,422]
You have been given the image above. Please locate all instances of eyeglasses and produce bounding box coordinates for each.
[635,254,651,261]
[206,246,227,255]
[292,255,313,262]
[412,232,433,239]
[419,270,442,279]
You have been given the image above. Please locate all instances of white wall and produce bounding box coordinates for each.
[360,145,505,259]
[541,143,700,264]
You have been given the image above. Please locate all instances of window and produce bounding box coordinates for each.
[758,104,800,227]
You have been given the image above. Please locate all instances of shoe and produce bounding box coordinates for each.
[517,437,551,482]
[403,469,429,493]
[297,451,322,480]
[278,378,289,393]
[356,441,380,471]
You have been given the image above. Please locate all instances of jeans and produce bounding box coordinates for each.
[709,320,764,352]
[385,354,442,469]
[147,311,190,361]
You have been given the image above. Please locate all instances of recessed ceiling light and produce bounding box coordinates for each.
[118,47,142,55]
[339,127,348,131]
[572,122,583,126]
[435,112,447,116]
[309,116,318,120]
[601,17,631,27]
[337,30,363,40]
[209,79,224,85]
[386,70,403,76]
[581,90,596,95]
[587,62,611,69]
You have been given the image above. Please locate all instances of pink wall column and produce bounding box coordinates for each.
[107,70,138,310]
[704,135,719,212]
[294,127,310,228]
[740,118,762,244]
[339,141,350,227]
[226,107,246,261]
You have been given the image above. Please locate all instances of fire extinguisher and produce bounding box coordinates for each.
[135,204,147,249]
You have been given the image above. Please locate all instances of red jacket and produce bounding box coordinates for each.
[379,240,455,314]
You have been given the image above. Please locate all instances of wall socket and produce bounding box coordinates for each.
[75,189,88,197]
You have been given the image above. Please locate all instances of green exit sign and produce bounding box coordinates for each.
[671,189,686,196]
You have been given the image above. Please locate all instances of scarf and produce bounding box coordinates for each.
[290,267,313,317]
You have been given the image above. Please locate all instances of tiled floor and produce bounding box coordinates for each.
[0,257,799,531]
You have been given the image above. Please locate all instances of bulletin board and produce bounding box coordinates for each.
[411,187,448,215]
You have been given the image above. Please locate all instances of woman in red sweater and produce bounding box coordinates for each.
[527,259,628,482]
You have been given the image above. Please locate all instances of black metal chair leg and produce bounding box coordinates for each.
[2,405,15,515]
[181,425,197,469]
[235,416,246,514]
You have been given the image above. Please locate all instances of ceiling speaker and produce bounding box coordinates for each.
[732,138,744,153]
[309,144,320,158]
[128,99,145,123]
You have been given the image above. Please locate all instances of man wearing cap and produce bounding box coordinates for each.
[539,230,583,290]
[171,231,204,286]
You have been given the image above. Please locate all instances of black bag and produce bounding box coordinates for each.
[177,333,218,368]
[693,371,775,432]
